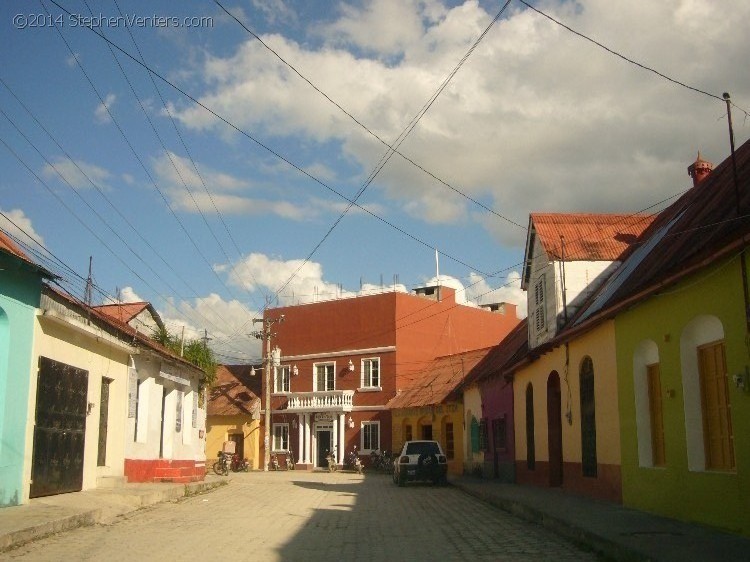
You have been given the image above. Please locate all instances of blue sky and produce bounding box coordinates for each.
[1,0,749,362]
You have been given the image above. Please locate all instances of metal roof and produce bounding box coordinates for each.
[386,347,492,409]
[208,364,261,416]
[530,213,655,261]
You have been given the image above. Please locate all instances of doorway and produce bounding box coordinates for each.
[316,430,332,468]
[547,371,563,487]
[30,357,88,498]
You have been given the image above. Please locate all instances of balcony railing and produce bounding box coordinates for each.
[286,390,355,412]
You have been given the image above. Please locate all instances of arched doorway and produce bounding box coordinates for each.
[547,371,563,487]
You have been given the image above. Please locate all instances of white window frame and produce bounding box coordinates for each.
[274,365,291,394]
[360,421,380,454]
[272,423,290,452]
[360,357,381,390]
[314,362,336,391]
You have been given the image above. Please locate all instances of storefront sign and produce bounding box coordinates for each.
[315,412,334,421]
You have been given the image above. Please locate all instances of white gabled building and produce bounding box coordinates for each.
[521,213,655,349]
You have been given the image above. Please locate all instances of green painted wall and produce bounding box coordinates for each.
[615,255,750,535]
[0,255,44,507]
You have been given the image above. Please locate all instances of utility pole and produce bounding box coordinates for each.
[251,314,285,471]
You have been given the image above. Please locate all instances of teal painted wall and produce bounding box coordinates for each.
[0,254,44,507]
[615,255,750,535]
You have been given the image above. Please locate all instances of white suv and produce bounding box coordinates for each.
[392,440,448,486]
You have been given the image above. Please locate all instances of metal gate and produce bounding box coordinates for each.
[30,357,88,498]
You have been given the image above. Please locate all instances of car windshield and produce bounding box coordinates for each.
[405,442,440,456]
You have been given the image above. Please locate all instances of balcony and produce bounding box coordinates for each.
[285,390,355,413]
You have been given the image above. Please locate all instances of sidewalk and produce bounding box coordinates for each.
[0,476,226,553]
[452,476,750,562]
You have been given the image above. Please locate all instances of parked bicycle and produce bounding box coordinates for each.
[326,448,338,472]
[285,451,295,470]
[270,452,280,471]
[369,449,394,473]
[347,446,363,474]
[212,451,231,476]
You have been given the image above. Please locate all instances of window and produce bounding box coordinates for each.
[479,418,489,451]
[361,358,380,388]
[534,274,546,333]
[493,416,507,452]
[361,421,380,453]
[646,363,666,467]
[175,390,183,433]
[698,342,735,470]
[580,357,597,477]
[470,417,480,453]
[274,365,290,393]
[405,424,413,442]
[315,363,335,391]
[273,423,289,451]
[526,383,535,470]
[445,422,455,460]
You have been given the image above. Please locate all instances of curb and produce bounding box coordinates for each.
[452,482,647,562]
[0,480,225,553]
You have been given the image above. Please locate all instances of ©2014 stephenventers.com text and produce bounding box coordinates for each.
[12,12,214,30]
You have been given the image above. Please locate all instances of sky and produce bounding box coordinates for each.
[1,0,749,363]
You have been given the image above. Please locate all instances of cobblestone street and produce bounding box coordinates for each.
[5,472,599,561]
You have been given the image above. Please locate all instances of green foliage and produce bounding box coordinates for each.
[149,327,218,388]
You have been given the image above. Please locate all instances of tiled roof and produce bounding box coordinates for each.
[531,213,655,261]
[208,364,261,416]
[43,285,203,373]
[455,319,529,391]
[95,302,150,324]
[0,228,54,277]
[386,347,492,410]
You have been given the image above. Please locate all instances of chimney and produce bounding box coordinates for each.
[687,152,713,187]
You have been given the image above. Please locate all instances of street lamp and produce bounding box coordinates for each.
[251,314,285,472]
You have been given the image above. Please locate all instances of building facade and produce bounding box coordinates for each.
[0,232,52,507]
[261,285,519,470]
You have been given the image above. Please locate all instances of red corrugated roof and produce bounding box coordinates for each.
[531,213,655,261]
[455,319,529,392]
[584,137,750,315]
[387,348,492,409]
[208,364,261,416]
[0,229,54,278]
[95,302,150,324]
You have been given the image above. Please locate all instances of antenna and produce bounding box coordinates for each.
[84,256,93,306]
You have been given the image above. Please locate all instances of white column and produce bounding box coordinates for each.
[332,417,338,464]
[304,414,311,464]
[297,414,304,464]
[338,414,346,464]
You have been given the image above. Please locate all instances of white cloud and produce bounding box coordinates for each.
[169,0,750,247]
[65,52,80,67]
[152,151,319,220]
[0,208,45,248]
[94,93,116,124]
[42,157,111,190]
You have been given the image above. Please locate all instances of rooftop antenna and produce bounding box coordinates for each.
[435,248,441,301]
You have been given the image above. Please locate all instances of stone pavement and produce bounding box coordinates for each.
[1,472,749,561]
[452,476,750,562]
[0,477,225,553]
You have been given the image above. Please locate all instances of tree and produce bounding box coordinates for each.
[149,327,217,388]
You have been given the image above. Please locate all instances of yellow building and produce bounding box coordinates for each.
[388,349,491,476]
[206,365,261,471]
[512,320,621,502]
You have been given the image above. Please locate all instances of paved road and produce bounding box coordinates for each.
[4,471,600,561]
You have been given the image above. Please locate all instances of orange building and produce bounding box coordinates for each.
[260,285,518,470]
